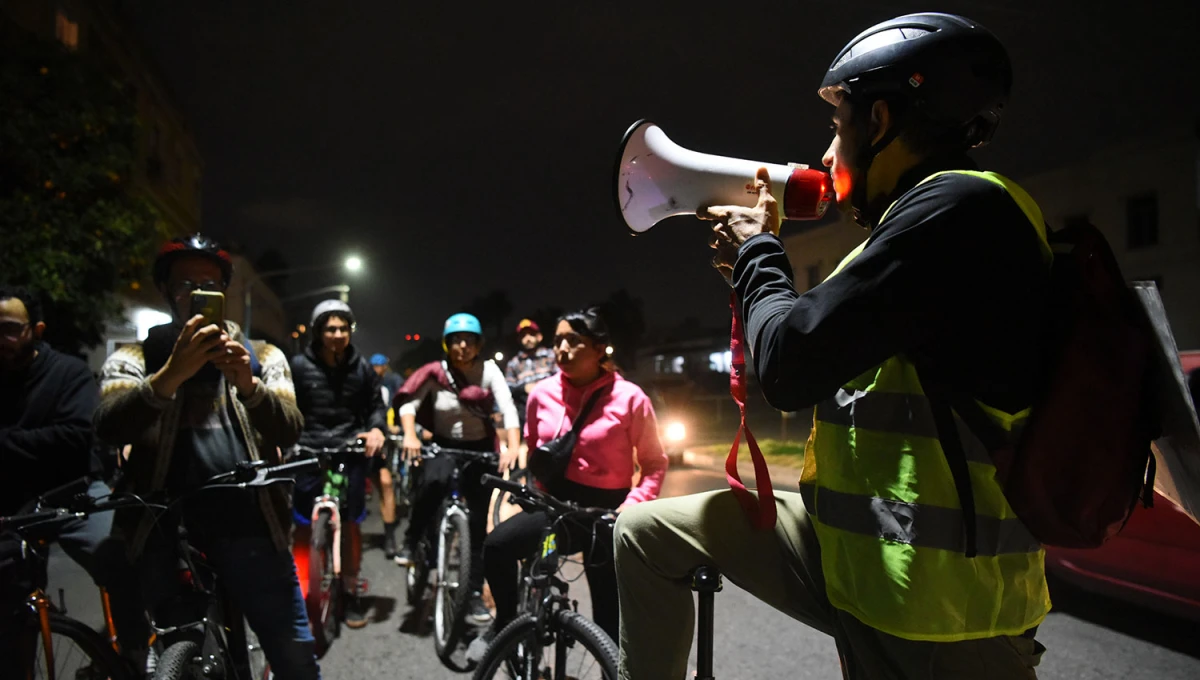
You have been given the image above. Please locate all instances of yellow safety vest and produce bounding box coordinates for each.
[802,170,1052,642]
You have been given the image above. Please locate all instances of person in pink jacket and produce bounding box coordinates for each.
[478,308,667,649]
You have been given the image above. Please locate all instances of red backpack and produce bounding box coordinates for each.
[927,222,1160,555]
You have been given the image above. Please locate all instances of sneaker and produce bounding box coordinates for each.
[466,624,498,664]
[394,545,415,567]
[344,592,369,629]
[465,592,492,626]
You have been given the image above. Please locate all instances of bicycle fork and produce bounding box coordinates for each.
[691,566,723,680]
[31,592,56,680]
[100,587,120,654]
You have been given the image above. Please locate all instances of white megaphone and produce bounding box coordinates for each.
[614,120,835,234]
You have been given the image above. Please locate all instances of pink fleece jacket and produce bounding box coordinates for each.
[525,370,667,506]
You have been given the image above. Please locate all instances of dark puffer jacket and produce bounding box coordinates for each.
[291,344,387,449]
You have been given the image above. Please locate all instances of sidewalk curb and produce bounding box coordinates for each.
[668,449,801,488]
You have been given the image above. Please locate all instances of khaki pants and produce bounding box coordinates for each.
[614,489,1044,679]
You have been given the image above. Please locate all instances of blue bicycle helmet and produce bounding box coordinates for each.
[443,313,483,338]
[369,353,389,366]
[442,313,483,352]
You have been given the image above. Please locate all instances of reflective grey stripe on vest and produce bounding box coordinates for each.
[799,484,1041,556]
[815,389,1013,465]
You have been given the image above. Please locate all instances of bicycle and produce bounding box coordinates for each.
[148,457,319,680]
[471,474,620,680]
[291,439,368,656]
[1,477,140,680]
[403,443,498,671]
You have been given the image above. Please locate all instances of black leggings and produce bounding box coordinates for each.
[483,479,627,641]
[404,437,496,593]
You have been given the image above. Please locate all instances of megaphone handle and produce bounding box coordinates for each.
[725,292,777,530]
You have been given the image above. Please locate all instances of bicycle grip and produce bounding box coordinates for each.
[481,473,527,496]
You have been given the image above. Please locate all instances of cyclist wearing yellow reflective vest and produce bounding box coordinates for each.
[616,13,1051,679]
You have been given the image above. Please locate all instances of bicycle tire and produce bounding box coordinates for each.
[472,610,619,680]
[19,611,136,680]
[307,508,341,657]
[491,468,529,528]
[433,507,474,670]
[393,457,413,514]
[152,640,200,680]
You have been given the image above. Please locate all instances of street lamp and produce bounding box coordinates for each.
[243,256,363,337]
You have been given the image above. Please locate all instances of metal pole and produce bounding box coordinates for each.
[691,566,722,680]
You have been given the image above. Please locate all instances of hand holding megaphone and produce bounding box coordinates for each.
[703,167,780,282]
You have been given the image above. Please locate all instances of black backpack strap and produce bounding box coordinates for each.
[575,384,608,425]
[917,364,980,558]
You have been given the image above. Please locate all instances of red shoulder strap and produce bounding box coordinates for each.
[726,292,776,529]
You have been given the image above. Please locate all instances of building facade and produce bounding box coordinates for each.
[3,0,203,234]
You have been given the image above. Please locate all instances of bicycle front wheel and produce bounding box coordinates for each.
[18,611,134,680]
[433,507,474,670]
[306,508,341,657]
[152,640,200,680]
[473,611,618,680]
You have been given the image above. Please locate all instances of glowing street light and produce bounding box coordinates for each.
[245,255,366,337]
[495,352,505,362]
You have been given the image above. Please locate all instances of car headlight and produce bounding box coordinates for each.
[665,421,686,442]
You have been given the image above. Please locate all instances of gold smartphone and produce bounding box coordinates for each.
[189,291,225,328]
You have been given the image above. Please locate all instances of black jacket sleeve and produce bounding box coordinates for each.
[733,173,1046,412]
[1,355,97,482]
[364,365,388,433]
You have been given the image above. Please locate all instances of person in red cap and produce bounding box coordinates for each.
[503,318,557,438]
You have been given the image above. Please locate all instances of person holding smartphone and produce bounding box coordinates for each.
[94,234,319,678]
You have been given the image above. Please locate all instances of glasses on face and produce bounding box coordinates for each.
[168,280,224,298]
[553,333,586,349]
[0,321,30,340]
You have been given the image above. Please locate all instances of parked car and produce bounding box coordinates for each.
[1043,350,1200,622]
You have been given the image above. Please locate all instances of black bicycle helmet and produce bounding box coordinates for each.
[819,13,1012,148]
[152,234,234,288]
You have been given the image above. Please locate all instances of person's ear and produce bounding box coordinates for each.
[870,99,892,146]
[32,321,46,339]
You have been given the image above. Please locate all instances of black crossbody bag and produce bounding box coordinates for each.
[527,387,608,484]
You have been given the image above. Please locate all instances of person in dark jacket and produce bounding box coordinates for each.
[95,235,317,678]
[0,286,98,513]
[291,299,387,629]
[0,286,142,668]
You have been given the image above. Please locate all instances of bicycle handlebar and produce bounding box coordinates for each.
[1,458,320,536]
[292,439,369,457]
[418,444,498,462]
[481,473,616,522]
[202,457,320,487]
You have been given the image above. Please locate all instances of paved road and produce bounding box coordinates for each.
[48,467,1200,678]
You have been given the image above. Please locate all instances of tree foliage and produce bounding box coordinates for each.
[0,25,167,354]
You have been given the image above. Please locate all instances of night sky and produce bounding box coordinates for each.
[125,1,1198,357]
